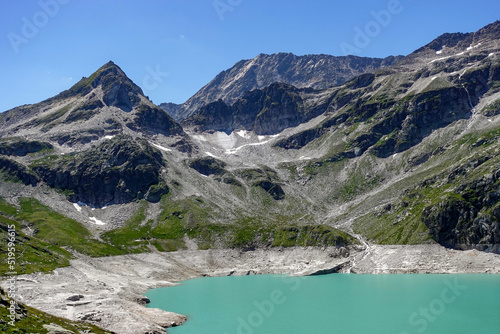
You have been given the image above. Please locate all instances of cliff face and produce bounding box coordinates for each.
[31,135,169,207]
[182,83,330,135]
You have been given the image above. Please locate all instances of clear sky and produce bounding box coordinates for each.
[0,0,499,112]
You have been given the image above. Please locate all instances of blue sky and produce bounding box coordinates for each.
[0,0,499,112]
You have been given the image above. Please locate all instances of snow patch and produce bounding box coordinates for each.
[192,134,208,142]
[89,217,105,225]
[104,135,115,140]
[73,203,82,212]
[225,140,272,155]
[192,131,238,150]
[466,43,481,51]
[457,51,465,56]
[489,53,495,58]
[205,151,218,158]
[436,50,443,55]
[150,142,172,152]
[257,134,280,141]
[236,130,251,139]
[431,76,437,81]
[430,56,450,63]
[299,156,311,160]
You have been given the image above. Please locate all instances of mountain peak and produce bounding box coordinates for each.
[0,60,183,142]
[51,61,144,112]
[90,61,141,93]
[104,60,117,66]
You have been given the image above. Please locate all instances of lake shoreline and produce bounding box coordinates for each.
[2,245,500,334]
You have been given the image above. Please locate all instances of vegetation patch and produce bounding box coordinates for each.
[3,197,123,259]
[103,196,357,252]
[0,138,53,157]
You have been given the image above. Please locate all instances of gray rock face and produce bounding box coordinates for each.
[182,99,234,134]
[275,49,500,155]
[165,52,402,120]
[158,102,181,120]
[183,82,331,135]
[0,62,184,207]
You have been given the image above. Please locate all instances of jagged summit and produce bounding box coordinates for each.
[476,20,500,39]
[164,52,403,121]
[400,20,500,66]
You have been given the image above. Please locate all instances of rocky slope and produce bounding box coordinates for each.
[163,52,402,120]
[0,287,115,334]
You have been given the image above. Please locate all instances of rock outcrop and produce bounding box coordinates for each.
[31,135,168,207]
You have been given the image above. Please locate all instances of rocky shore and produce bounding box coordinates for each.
[2,245,500,334]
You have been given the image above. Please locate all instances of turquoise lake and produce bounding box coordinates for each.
[145,274,500,334]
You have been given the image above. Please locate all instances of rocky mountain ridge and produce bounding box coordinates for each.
[163,52,403,120]
[1,21,500,273]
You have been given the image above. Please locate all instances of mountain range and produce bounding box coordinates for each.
[1,20,500,275]
[160,53,403,120]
